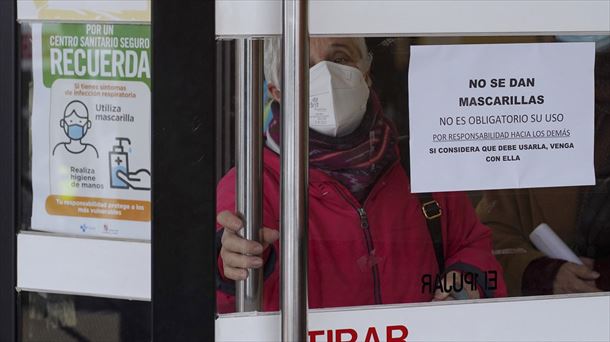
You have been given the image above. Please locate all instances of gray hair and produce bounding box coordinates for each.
[264,37,371,88]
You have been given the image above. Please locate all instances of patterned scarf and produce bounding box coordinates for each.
[267,90,398,203]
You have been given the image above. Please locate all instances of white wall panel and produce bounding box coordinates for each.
[216,0,610,37]
[17,232,150,300]
[217,294,610,341]
[216,0,281,37]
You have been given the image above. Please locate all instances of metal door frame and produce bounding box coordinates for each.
[0,0,218,340]
[0,0,18,341]
[151,0,217,340]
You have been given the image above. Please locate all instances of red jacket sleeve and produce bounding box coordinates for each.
[215,168,237,313]
[442,192,508,298]
[215,167,281,313]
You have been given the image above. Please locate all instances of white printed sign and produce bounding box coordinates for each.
[31,23,151,239]
[409,43,595,193]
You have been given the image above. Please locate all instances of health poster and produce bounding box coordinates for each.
[31,23,151,240]
[409,43,595,193]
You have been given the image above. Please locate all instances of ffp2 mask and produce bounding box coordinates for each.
[309,61,370,137]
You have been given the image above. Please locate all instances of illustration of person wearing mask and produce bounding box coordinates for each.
[52,100,99,158]
[215,37,507,313]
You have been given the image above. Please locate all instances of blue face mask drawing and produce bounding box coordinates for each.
[67,124,86,140]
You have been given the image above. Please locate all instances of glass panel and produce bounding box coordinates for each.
[215,34,610,316]
[20,292,150,342]
[20,21,152,240]
[18,21,152,341]
[20,22,33,231]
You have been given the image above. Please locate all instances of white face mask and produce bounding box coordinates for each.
[309,61,370,137]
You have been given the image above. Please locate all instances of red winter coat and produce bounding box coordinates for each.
[216,148,507,313]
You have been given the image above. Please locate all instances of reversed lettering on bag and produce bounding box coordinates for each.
[421,270,498,294]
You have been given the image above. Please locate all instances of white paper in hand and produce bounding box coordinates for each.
[529,223,583,265]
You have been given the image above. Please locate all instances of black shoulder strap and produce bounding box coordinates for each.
[417,193,445,273]
[398,137,445,273]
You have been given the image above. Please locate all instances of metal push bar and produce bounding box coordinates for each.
[281,0,309,340]
[235,38,264,312]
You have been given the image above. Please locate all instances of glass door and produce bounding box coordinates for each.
[1,1,218,340]
[214,1,610,341]
[14,3,152,340]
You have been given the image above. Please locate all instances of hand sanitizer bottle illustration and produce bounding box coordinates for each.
[109,137,131,189]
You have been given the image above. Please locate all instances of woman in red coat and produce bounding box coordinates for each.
[216,37,507,313]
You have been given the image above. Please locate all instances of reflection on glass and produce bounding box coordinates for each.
[20,22,34,231]
[216,35,610,314]
[19,23,152,341]
[216,36,607,313]
[21,292,150,342]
